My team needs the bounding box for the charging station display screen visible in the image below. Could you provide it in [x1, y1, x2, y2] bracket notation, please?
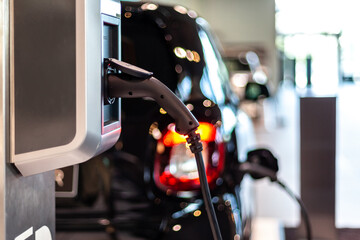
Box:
[102, 17, 121, 131]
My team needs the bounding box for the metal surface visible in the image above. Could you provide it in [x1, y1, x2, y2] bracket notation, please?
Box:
[12, 0, 76, 154]
[1, 0, 55, 239]
[0, 0, 9, 238]
[101, 0, 121, 17]
[6, 169, 55, 239]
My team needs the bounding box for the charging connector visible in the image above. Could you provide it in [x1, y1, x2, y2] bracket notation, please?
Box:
[239, 156, 312, 240]
[105, 59, 222, 240]
[105, 58, 198, 135]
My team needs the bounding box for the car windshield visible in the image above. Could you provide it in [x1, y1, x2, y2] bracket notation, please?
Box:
[198, 28, 226, 104]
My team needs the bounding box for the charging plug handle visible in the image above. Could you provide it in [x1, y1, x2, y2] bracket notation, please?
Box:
[106, 59, 199, 135]
[105, 58, 153, 79]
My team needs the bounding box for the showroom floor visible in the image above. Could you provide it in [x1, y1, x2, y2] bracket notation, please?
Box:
[252, 81, 360, 239]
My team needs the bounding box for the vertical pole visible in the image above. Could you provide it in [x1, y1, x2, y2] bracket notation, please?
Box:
[300, 95, 337, 240]
[306, 56, 312, 87]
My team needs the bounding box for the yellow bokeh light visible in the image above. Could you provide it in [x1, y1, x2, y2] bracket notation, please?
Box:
[141, 3, 158, 11]
[186, 103, 194, 111]
[174, 5, 187, 14]
[193, 210, 201, 217]
[174, 47, 186, 59]
[192, 51, 201, 62]
[203, 99, 212, 107]
[172, 224, 182, 231]
[160, 108, 167, 114]
[124, 12, 132, 18]
[186, 50, 194, 61]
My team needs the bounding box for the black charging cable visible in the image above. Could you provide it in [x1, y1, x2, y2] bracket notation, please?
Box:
[105, 58, 222, 240]
[187, 131, 223, 240]
[276, 179, 312, 240]
[239, 162, 312, 240]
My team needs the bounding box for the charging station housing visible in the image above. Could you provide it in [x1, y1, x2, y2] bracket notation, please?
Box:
[10, 0, 121, 176]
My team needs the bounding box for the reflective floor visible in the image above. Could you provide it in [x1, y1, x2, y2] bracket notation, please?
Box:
[253, 81, 360, 234]
[251, 80, 300, 227]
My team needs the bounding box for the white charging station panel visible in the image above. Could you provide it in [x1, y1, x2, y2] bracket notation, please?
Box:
[10, 0, 121, 176]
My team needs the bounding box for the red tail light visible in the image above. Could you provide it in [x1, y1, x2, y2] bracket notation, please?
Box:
[154, 122, 225, 193]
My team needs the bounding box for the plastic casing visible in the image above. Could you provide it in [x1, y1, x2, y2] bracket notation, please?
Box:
[10, 0, 121, 176]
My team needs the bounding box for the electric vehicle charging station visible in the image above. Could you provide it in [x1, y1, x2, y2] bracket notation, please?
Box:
[0, 0, 222, 239]
[11, 0, 121, 176]
[1, 0, 121, 239]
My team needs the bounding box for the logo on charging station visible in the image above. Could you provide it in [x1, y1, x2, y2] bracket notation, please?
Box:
[15, 226, 52, 240]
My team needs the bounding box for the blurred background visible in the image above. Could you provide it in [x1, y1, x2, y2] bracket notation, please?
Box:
[135, 0, 360, 238]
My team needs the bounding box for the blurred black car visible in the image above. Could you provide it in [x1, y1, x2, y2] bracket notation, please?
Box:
[56, 2, 256, 240]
